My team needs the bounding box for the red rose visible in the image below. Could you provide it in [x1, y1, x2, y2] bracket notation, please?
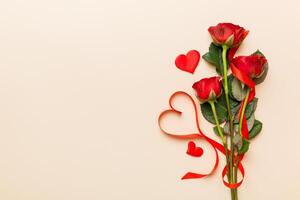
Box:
[231, 55, 267, 79]
[208, 23, 249, 48]
[192, 77, 222, 102]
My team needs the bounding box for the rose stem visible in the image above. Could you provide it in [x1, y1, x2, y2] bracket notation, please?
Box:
[238, 87, 250, 135]
[209, 101, 225, 139]
[233, 87, 250, 199]
[209, 101, 233, 200]
[233, 154, 241, 200]
[221, 44, 235, 199]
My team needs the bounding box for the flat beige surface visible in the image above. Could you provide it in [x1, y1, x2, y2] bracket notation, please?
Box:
[0, 0, 299, 199]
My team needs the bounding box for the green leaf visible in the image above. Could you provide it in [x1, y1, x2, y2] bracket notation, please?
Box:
[247, 114, 255, 131]
[228, 74, 234, 98]
[238, 139, 250, 154]
[213, 123, 230, 137]
[233, 98, 258, 124]
[230, 77, 248, 101]
[202, 43, 223, 67]
[202, 43, 224, 75]
[213, 126, 223, 137]
[217, 90, 227, 107]
[228, 75, 244, 111]
[245, 98, 258, 119]
[249, 120, 263, 139]
[230, 98, 241, 115]
[234, 113, 255, 130]
[231, 102, 241, 116]
[213, 126, 219, 136]
[200, 101, 227, 125]
[216, 84, 239, 115]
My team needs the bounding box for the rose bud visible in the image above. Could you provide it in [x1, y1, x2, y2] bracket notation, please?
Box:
[192, 76, 222, 102]
[231, 55, 268, 79]
[208, 23, 249, 48]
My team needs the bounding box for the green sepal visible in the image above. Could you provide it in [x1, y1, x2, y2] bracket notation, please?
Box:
[253, 50, 264, 57]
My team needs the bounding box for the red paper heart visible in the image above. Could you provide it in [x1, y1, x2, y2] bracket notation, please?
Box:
[175, 50, 200, 74]
[186, 141, 203, 157]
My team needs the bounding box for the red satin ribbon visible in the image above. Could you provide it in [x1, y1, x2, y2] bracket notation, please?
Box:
[222, 162, 245, 188]
[228, 54, 257, 188]
[230, 63, 256, 140]
[158, 91, 245, 188]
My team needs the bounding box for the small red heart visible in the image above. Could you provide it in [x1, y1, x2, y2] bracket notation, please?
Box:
[186, 141, 203, 157]
[175, 50, 200, 74]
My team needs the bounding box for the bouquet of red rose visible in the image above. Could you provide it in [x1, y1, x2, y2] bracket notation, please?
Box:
[158, 23, 268, 200]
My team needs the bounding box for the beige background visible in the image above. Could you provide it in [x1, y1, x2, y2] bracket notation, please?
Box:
[0, 0, 299, 199]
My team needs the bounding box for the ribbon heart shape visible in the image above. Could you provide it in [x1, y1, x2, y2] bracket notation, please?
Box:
[158, 91, 219, 179]
[158, 91, 245, 188]
[158, 91, 203, 139]
[175, 50, 200, 74]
